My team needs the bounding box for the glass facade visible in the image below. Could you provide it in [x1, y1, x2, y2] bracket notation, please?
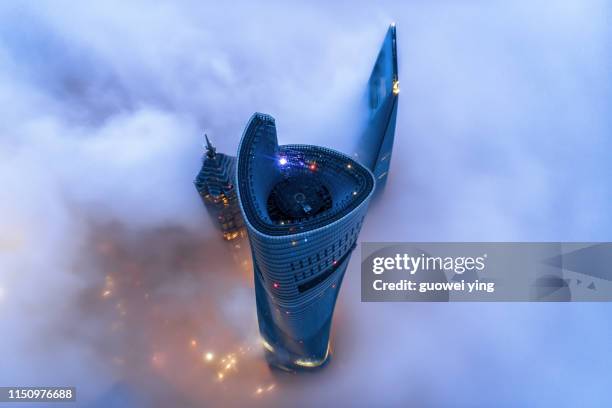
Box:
[354, 24, 399, 192]
[236, 113, 375, 370]
[194, 135, 245, 240]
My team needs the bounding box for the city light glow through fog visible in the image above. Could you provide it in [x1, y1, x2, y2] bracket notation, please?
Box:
[1, 1, 611, 406]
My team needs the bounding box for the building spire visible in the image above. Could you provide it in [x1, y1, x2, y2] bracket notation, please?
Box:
[204, 134, 216, 159]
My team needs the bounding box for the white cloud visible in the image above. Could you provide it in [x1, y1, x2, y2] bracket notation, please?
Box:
[0, 0, 610, 406]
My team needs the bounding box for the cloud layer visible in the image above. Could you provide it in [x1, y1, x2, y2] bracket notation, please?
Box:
[0, 1, 611, 407]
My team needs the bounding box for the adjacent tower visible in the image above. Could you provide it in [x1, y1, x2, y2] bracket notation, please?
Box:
[194, 135, 244, 240]
[354, 23, 399, 192]
[236, 113, 375, 370]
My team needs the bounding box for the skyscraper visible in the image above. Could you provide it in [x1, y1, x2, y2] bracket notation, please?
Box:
[354, 23, 399, 192]
[236, 113, 375, 370]
[194, 135, 244, 240]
